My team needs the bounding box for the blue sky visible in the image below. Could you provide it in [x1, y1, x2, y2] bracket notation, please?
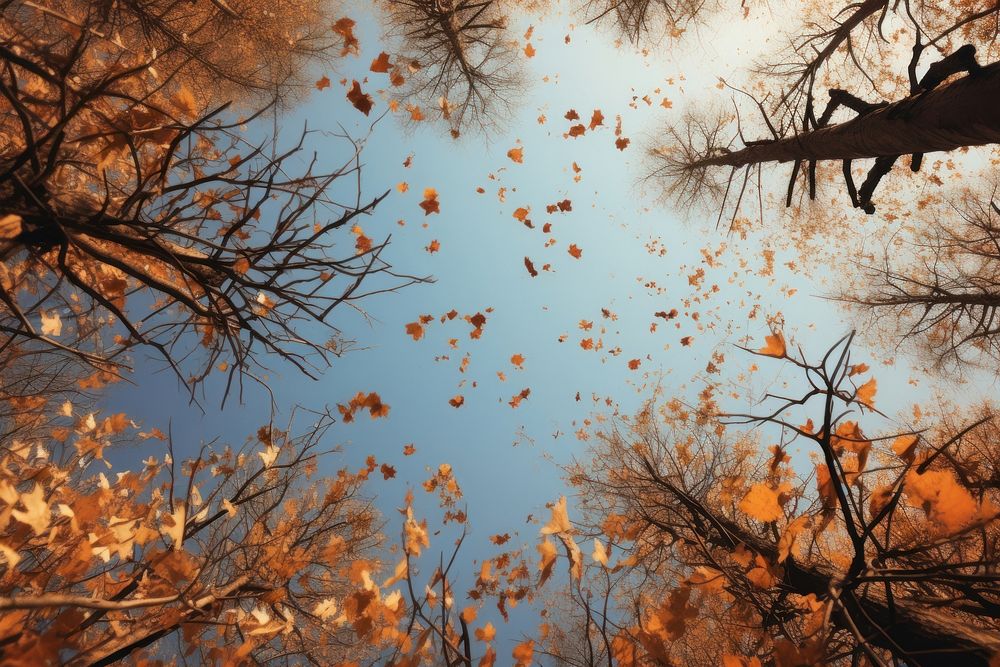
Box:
[97, 1, 996, 656]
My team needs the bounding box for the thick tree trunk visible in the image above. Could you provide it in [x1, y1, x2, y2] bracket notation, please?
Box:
[694, 61, 1000, 168]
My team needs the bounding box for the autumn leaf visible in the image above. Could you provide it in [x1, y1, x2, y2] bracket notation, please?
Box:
[541, 496, 571, 535]
[758, 331, 786, 358]
[567, 244, 583, 259]
[739, 483, 783, 522]
[507, 146, 524, 163]
[892, 434, 919, 462]
[592, 538, 609, 566]
[40, 310, 62, 337]
[346, 80, 373, 115]
[588, 109, 604, 129]
[511, 353, 525, 368]
[627, 358, 641, 370]
[513, 639, 534, 665]
[370, 52, 391, 72]
[425, 239, 441, 253]
[315, 75, 331, 90]
[405, 321, 424, 340]
[856, 377, 877, 409]
[475, 622, 496, 642]
[332, 17, 359, 55]
[419, 187, 440, 215]
[449, 395, 465, 408]
[524, 42, 535, 57]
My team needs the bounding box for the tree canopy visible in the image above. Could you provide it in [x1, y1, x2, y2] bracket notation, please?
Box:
[3, 0, 1000, 665]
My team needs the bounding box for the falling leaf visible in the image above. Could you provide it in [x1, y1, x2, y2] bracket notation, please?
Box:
[449, 395, 465, 408]
[346, 80, 373, 115]
[567, 244, 583, 259]
[370, 52, 392, 72]
[11, 484, 50, 535]
[513, 639, 534, 665]
[315, 75, 331, 90]
[420, 188, 440, 215]
[425, 239, 441, 253]
[507, 146, 524, 163]
[541, 496, 571, 535]
[592, 538, 609, 566]
[332, 17, 360, 56]
[627, 359, 641, 370]
[856, 378, 877, 409]
[40, 310, 62, 337]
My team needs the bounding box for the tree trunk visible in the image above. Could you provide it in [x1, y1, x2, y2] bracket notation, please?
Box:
[694, 61, 1000, 168]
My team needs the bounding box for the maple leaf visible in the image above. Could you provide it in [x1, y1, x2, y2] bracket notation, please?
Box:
[758, 331, 786, 358]
[509, 388, 530, 408]
[627, 358, 641, 370]
[11, 484, 50, 535]
[403, 443, 416, 455]
[419, 187, 440, 215]
[513, 639, 534, 665]
[449, 395, 465, 408]
[567, 244, 583, 259]
[615, 137, 630, 150]
[380, 463, 396, 480]
[425, 239, 441, 253]
[565, 109, 580, 120]
[739, 483, 783, 522]
[524, 42, 535, 57]
[567, 124, 586, 137]
[588, 109, 604, 129]
[475, 622, 496, 642]
[370, 52, 391, 72]
[315, 75, 331, 90]
[507, 146, 524, 163]
[856, 378, 877, 409]
[541, 496, 571, 535]
[511, 353, 525, 367]
[40, 310, 62, 337]
[346, 80, 373, 115]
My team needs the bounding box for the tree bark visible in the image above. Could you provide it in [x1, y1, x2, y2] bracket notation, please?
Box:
[693, 61, 1000, 168]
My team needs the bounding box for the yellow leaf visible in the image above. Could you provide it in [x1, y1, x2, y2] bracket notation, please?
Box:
[540, 496, 571, 535]
[11, 484, 50, 535]
[40, 310, 62, 337]
[592, 538, 609, 566]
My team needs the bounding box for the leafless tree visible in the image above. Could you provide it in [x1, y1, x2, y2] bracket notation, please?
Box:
[383, 0, 523, 136]
[1, 2, 426, 402]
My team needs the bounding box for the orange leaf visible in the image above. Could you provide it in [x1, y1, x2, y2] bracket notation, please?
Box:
[856, 378, 877, 409]
[449, 395, 465, 408]
[315, 75, 331, 90]
[507, 147, 524, 163]
[370, 52, 391, 72]
[567, 244, 583, 259]
[758, 331, 786, 358]
[420, 187, 440, 215]
[739, 483, 783, 522]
